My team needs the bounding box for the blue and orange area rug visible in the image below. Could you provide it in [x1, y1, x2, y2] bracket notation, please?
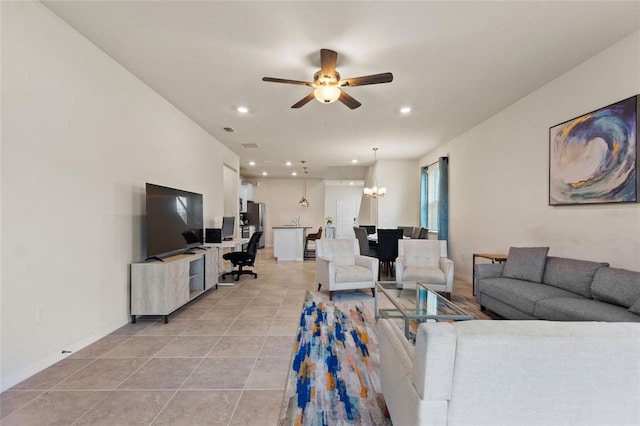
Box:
[279, 292, 391, 426]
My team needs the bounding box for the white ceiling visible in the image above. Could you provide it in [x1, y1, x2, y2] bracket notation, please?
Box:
[43, 1, 640, 179]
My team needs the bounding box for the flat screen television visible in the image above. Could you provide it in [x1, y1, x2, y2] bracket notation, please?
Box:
[221, 216, 235, 241]
[145, 183, 203, 259]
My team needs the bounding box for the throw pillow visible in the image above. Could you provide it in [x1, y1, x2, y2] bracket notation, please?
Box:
[592, 267, 640, 308]
[502, 246, 549, 283]
[541, 257, 608, 298]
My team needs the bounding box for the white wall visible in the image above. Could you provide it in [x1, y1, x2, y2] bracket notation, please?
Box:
[1, 2, 238, 389]
[420, 31, 640, 281]
[376, 160, 421, 229]
[252, 177, 325, 248]
[359, 160, 420, 229]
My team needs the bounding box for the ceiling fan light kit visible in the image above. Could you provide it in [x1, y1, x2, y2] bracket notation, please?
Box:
[314, 85, 341, 103]
[262, 48, 393, 109]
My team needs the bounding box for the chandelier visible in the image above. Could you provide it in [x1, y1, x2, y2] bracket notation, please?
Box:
[299, 161, 309, 207]
[364, 148, 386, 198]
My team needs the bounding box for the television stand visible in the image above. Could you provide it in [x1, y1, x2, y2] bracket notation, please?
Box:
[131, 250, 217, 323]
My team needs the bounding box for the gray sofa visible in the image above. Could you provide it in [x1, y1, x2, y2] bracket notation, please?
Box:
[475, 247, 640, 322]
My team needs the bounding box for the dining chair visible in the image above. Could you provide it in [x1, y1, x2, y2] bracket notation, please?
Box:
[376, 228, 404, 279]
[360, 225, 376, 235]
[397, 226, 414, 238]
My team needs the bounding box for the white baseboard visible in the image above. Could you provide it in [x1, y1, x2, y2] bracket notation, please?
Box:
[1, 316, 129, 392]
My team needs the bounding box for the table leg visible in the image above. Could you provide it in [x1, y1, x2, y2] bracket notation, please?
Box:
[472, 254, 477, 296]
[374, 285, 379, 318]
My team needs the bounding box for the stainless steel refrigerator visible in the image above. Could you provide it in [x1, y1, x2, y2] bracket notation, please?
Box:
[245, 201, 265, 248]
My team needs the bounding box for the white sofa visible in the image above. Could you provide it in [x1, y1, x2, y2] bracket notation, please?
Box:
[378, 318, 640, 426]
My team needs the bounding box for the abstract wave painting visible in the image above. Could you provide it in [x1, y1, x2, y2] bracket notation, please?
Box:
[549, 96, 638, 205]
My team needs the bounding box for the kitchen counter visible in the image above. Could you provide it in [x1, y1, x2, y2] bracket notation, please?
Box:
[273, 226, 311, 261]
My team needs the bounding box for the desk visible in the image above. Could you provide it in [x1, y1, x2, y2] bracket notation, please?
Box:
[203, 239, 250, 286]
[472, 253, 508, 295]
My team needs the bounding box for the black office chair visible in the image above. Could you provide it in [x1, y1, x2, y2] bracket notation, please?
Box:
[221, 231, 263, 281]
[376, 228, 404, 279]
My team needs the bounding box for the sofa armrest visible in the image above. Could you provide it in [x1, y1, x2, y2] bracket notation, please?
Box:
[396, 256, 405, 282]
[355, 254, 379, 280]
[316, 257, 334, 286]
[378, 319, 414, 374]
[413, 322, 457, 401]
[439, 258, 454, 291]
[475, 263, 504, 280]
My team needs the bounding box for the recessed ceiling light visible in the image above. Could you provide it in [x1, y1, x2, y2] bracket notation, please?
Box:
[291, 171, 297, 176]
[262, 171, 268, 176]
[249, 161, 256, 166]
[285, 161, 292, 166]
[400, 106, 412, 114]
[351, 159, 358, 163]
[350, 182, 354, 185]
[237, 106, 249, 113]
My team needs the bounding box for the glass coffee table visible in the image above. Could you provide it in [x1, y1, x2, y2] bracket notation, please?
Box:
[375, 281, 473, 340]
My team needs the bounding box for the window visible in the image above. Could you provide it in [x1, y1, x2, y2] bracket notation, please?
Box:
[420, 164, 439, 232]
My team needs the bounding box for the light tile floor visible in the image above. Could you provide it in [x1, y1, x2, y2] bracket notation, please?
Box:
[0, 247, 487, 425]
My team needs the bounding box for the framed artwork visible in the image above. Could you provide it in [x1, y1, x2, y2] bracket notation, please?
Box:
[549, 95, 638, 205]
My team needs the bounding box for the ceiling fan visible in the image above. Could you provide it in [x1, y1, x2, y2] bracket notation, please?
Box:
[262, 49, 393, 109]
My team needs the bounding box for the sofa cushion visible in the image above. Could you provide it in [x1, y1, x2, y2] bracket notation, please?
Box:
[629, 298, 640, 315]
[334, 265, 372, 283]
[502, 247, 549, 283]
[534, 297, 640, 322]
[479, 277, 583, 315]
[542, 257, 609, 298]
[319, 239, 355, 265]
[403, 266, 446, 284]
[591, 267, 640, 308]
[400, 240, 442, 268]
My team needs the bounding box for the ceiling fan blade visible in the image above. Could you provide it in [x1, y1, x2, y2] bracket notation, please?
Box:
[320, 49, 338, 76]
[262, 77, 313, 86]
[339, 72, 394, 87]
[291, 92, 315, 109]
[338, 90, 361, 109]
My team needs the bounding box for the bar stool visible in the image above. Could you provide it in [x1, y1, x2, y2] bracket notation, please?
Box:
[304, 227, 322, 259]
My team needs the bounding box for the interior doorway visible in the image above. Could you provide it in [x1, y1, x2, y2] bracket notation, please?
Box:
[336, 200, 357, 239]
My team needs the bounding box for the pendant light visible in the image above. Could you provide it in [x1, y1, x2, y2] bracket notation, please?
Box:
[364, 148, 386, 198]
[299, 161, 310, 207]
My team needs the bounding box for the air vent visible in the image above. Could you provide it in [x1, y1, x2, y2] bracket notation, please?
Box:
[241, 143, 260, 149]
[223, 127, 235, 132]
